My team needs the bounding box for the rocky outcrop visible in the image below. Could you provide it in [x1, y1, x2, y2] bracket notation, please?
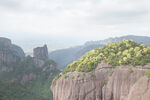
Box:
[127, 76, 150, 100]
[0, 37, 11, 48]
[12, 44, 25, 57]
[51, 62, 150, 100]
[0, 38, 17, 65]
[34, 45, 48, 60]
[0, 37, 60, 100]
[0, 37, 25, 66]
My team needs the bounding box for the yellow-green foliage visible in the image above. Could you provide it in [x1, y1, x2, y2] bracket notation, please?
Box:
[145, 69, 150, 78]
[63, 40, 150, 73]
[129, 68, 133, 73]
[56, 74, 61, 80]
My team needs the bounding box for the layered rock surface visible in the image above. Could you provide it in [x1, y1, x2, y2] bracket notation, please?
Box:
[51, 62, 150, 100]
[34, 45, 48, 60]
[0, 37, 25, 65]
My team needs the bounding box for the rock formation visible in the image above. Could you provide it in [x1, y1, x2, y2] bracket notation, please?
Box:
[0, 37, 11, 48]
[12, 44, 25, 57]
[0, 38, 60, 100]
[51, 62, 150, 100]
[33, 45, 48, 60]
[0, 37, 25, 65]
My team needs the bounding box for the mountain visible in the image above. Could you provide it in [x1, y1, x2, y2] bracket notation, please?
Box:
[0, 37, 60, 100]
[49, 35, 150, 70]
[49, 44, 104, 69]
[51, 40, 150, 100]
[85, 35, 150, 46]
[0, 37, 25, 57]
[12, 44, 25, 57]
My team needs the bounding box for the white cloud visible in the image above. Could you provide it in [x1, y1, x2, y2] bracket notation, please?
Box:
[0, 0, 150, 52]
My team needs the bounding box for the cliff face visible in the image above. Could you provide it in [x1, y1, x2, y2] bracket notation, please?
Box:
[0, 38, 60, 100]
[12, 44, 25, 57]
[34, 45, 48, 60]
[0, 37, 25, 65]
[51, 62, 150, 100]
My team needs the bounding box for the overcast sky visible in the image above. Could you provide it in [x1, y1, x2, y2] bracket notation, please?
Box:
[0, 0, 150, 52]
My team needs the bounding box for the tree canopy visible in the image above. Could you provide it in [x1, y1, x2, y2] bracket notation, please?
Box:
[63, 40, 150, 73]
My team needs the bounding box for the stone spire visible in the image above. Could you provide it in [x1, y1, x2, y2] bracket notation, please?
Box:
[33, 44, 48, 60]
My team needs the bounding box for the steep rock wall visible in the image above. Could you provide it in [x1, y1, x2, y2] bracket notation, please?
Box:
[51, 63, 150, 100]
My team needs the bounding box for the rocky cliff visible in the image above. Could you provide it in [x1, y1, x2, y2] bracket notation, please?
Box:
[0, 37, 25, 65]
[51, 63, 150, 100]
[34, 45, 48, 60]
[51, 40, 150, 100]
[0, 37, 60, 100]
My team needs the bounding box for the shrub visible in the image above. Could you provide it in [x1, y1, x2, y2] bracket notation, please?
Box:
[56, 74, 61, 80]
[101, 81, 107, 87]
[64, 75, 68, 79]
[90, 74, 95, 78]
[108, 70, 114, 76]
[82, 73, 86, 78]
[145, 69, 150, 78]
[77, 74, 80, 78]
[63, 40, 150, 73]
[129, 68, 133, 73]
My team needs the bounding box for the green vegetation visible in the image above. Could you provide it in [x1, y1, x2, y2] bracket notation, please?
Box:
[0, 38, 60, 100]
[72, 76, 75, 80]
[108, 70, 114, 76]
[77, 74, 80, 78]
[82, 73, 86, 78]
[63, 40, 150, 73]
[101, 81, 107, 87]
[145, 69, 150, 78]
[56, 74, 62, 80]
[0, 56, 60, 100]
[0, 81, 46, 100]
[90, 74, 95, 78]
[93, 89, 96, 94]
[129, 68, 133, 73]
[64, 75, 68, 79]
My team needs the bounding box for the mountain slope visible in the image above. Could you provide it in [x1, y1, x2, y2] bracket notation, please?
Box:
[0, 37, 25, 57]
[49, 46, 82, 69]
[49, 35, 150, 70]
[51, 40, 150, 100]
[0, 37, 60, 100]
[49, 44, 104, 69]
[0, 81, 46, 100]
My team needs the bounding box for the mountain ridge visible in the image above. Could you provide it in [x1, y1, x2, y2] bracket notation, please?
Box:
[49, 35, 150, 70]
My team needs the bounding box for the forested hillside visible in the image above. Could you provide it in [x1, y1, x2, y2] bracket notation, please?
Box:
[64, 40, 150, 73]
[0, 37, 60, 100]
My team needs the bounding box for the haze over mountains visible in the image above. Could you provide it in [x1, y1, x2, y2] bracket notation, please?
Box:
[49, 35, 150, 69]
[1, 35, 150, 100]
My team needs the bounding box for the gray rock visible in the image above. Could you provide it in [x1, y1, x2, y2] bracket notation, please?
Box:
[34, 45, 48, 60]
[51, 63, 150, 100]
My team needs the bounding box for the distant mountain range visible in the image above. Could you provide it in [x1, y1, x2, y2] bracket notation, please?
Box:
[49, 35, 150, 69]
